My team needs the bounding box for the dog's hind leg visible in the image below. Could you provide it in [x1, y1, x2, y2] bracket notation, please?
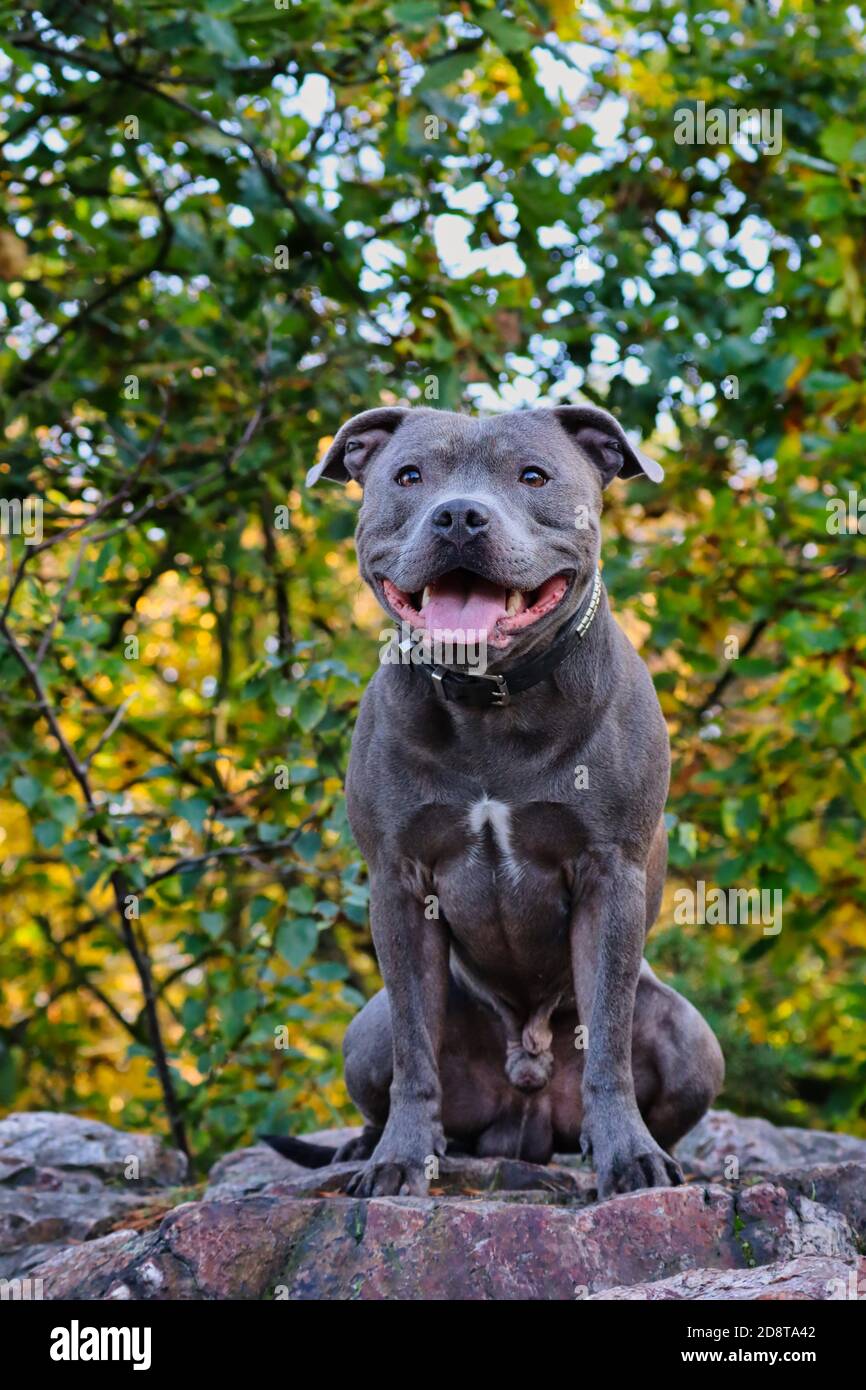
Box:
[549, 965, 723, 1163]
[343, 988, 393, 1127]
[632, 962, 725, 1152]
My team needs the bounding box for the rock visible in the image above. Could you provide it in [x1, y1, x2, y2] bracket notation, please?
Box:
[768, 1163, 866, 1242]
[205, 1144, 303, 1200]
[205, 1128, 363, 1197]
[282, 1154, 595, 1202]
[733, 1181, 855, 1264]
[675, 1109, 866, 1179]
[9, 1109, 866, 1300]
[671, 1112, 866, 1246]
[589, 1255, 866, 1301]
[27, 1228, 189, 1302]
[0, 1112, 187, 1282]
[29, 1176, 859, 1301]
[0, 1181, 142, 1277]
[0, 1112, 187, 1187]
[207, 1146, 595, 1204]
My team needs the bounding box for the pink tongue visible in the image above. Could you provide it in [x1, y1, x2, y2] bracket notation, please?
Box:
[423, 573, 508, 640]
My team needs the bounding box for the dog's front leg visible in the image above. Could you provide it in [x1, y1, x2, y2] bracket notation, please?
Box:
[347, 871, 449, 1197]
[571, 847, 683, 1199]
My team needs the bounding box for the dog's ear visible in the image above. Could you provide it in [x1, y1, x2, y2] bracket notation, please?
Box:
[306, 406, 410, 486]
[553, 405, 663, 487]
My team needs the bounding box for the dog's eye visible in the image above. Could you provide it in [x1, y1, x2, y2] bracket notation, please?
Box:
[345, 440, 364, 454]
[395, 466, 422, 486]
[519, 466, 549, 487]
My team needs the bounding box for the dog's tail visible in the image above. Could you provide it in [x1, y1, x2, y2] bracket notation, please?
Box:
[259, 1134, 337, 1169]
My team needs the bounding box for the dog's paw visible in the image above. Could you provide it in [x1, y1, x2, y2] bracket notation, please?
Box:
[345, 1110, 445, 1197]
[602, 1143, 682, 1197]
[582, 1117, 683, 1199]
[346, 1157, 430, 1198]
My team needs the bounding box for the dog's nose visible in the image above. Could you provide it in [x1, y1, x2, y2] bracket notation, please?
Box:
[430, 497, 491, 541]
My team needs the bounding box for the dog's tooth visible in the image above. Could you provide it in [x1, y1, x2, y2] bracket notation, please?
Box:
[420, 586, 431, 610]
[506, 590, 524, 616]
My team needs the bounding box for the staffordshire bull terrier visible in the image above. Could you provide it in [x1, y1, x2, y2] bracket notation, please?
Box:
[265, 404, 724, 1199]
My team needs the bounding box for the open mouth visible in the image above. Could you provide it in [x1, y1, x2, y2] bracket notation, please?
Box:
[381, 568, 573, 649]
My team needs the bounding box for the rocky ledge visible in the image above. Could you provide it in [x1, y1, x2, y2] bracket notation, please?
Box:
[2, 1109, 864, 1301]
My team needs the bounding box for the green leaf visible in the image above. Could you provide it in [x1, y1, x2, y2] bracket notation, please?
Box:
[294, 688, 327, 732]
[12, 776, 42, 809]
[275, 917, 318, 970]
[294, 831, 321, 861]
[819, 120, 858, 164]
[219, 988, 259, 1043]
[34, 820, 62, 849]
[787, 859, 820, 895]
[287, 884, 316, 913]
[416, 51, 474, 94]
[249, 894, 274, 924]
[391, 1, 441, 28]
[181, 998, 206, 1030]
[48, 795, 79, 827]
[257, 822, 284, 843]
[478, 11, 533, 53]
[172, 798, 210, 835]
[62, 839, 93, 869]
[307, 962, 349, 982]
[677, 822, 698, 858]
[194, 15, 245, 61]
[199, 911, 226, 939]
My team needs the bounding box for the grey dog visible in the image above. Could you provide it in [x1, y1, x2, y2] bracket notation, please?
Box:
[266, 404, 724, 1199]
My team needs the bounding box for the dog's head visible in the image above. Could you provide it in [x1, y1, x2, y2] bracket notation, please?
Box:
[307, 406, 661, 657]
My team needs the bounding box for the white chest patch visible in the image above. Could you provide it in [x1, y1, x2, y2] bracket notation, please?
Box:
[467, 796, 523, 884]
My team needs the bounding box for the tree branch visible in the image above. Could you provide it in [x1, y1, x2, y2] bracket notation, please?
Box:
[0, 612, 190, 1161]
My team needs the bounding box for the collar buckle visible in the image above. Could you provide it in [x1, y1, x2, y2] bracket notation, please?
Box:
[477, 672, 510, 707]
[430, 669, 510, 707]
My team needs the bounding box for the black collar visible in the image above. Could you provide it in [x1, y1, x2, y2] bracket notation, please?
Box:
[424, 570, 603, 709]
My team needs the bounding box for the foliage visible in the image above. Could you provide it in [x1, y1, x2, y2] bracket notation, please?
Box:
[0, 0, 864, 1167]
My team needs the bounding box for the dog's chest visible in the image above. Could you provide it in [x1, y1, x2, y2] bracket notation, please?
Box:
[415, 795, 586, 999]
